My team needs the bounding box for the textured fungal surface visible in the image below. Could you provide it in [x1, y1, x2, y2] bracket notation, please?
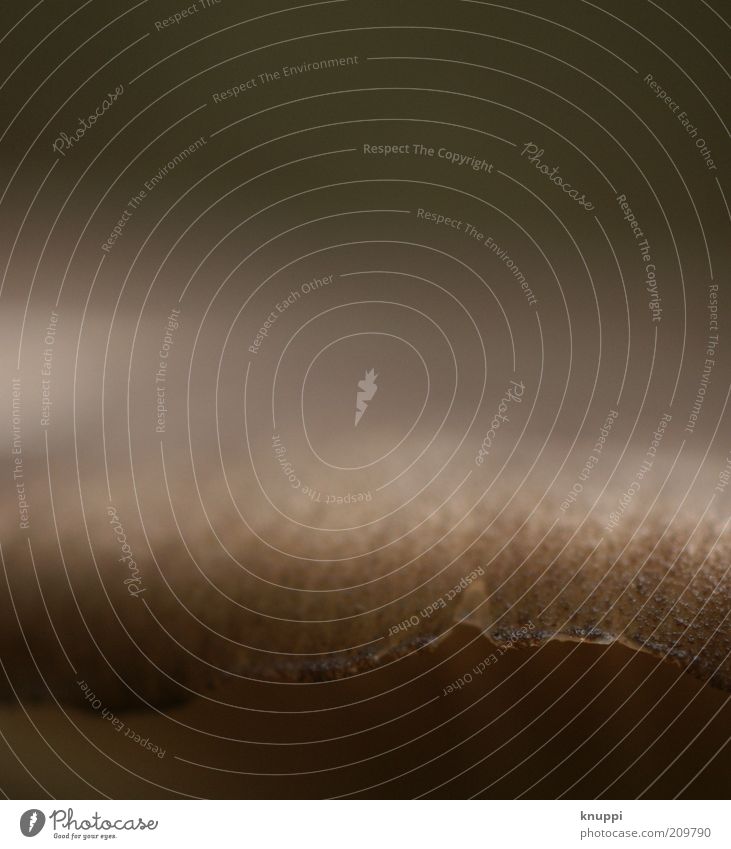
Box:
[0, 0, 729, 802]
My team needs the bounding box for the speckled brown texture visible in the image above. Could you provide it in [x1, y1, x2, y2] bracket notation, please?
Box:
[1, 463, 729, 709]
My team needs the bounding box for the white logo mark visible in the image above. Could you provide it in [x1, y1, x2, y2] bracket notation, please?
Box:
[355, 368, 378, 426]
